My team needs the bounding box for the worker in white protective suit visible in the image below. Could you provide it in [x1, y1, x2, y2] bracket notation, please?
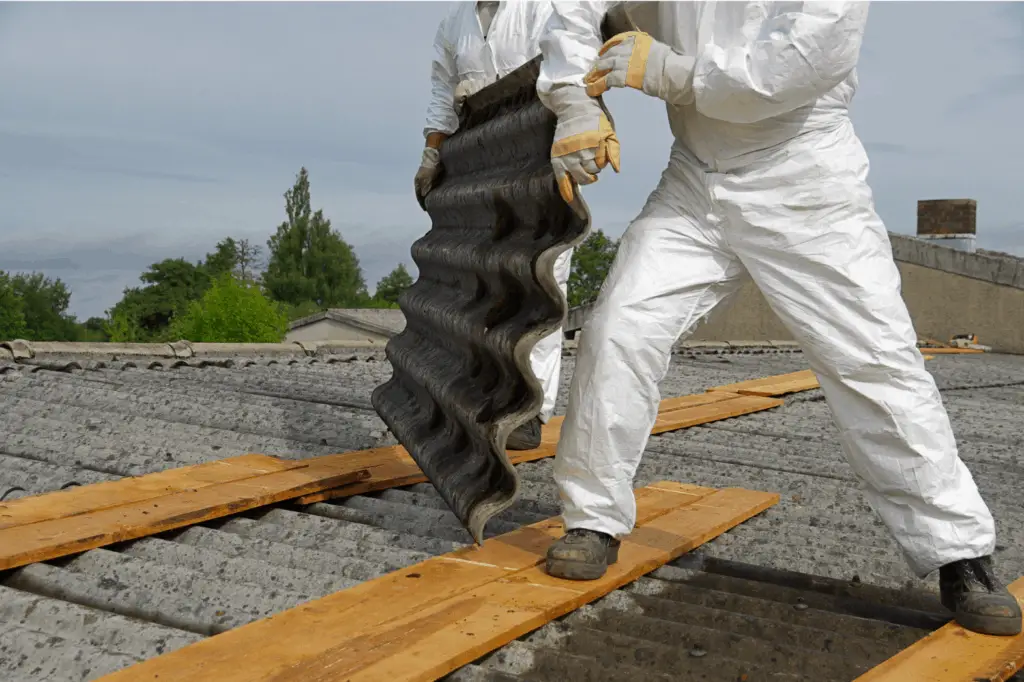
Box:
[536, 1, 1021, 636]
[416, 0, 573, 451]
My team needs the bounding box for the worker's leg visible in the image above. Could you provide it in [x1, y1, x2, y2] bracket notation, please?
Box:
[720, 126, 1018, 634]
[530, 247, 573, 424]
[547, 157, 747, 579]
[507, 248, 574, 451]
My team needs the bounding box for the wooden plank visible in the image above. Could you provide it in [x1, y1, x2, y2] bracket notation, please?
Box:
[0, 454, 299, 531]
[708, 369, 820, 397]
[922, 347, 985, 355]
[853, 577, 1024, 682]
[294, 443, 560, 505]
[652, 394, 784, 435]
[658, 391, 743, 412]
[299, 393, 778, 505]
[0, 459, 373, 571]
[98, 481, 769, 682]
[339, 487, 780, 682]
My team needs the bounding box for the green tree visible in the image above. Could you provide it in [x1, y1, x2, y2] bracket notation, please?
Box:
[263, 168, 367, 308]
[567, 230, 619, 307]
[203, 237, 240, 279]
[203, 237, 263, 283]
[10, 272, 80, 341]
[106, 309, 144, 343]
[108, 258, 210, 338]
[0, 272, 29, 341]
[78, 316, 110, 343]
[374, 263, 413, 306]
[169, 273, 288, 343]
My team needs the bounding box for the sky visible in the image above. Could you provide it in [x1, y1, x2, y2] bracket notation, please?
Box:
[1, 2, 1023, 319]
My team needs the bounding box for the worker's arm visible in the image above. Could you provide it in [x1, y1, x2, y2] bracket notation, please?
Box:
[536, 1, 614, 107]
[423, 17, 460, 141]
[692, 2, 869, 124]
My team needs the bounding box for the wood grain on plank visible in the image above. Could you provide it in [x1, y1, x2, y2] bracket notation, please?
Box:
[0, 454, 299, 531]
[337, 488, 780, 682]
[294, 443, 560, 505]
[0, 459, 372, 571]
[658, 391, 744, 412]
[300, 391, 782, 505]
[652, 394, 784, 434]
[97, 481, 731, 682]
[708, 369, 820, 397]
[853, 577, 1024, 682]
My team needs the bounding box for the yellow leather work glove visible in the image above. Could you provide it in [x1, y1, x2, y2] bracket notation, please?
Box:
[584, 31, 696, 106]
[546, 85, 621, 204]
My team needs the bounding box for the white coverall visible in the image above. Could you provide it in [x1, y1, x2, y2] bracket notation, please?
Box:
[537, 1, 996, 577]
[425, 0, 571, 423]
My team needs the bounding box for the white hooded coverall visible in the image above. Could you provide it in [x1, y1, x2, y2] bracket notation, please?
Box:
[425, 0, 571, 423]
[537, 1, 996, 577]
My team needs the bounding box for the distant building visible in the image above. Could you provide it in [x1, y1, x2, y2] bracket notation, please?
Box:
[285, 309, 406, 346]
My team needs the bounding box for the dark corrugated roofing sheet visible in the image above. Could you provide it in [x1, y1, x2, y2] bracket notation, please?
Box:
[372, 56, 590, 543]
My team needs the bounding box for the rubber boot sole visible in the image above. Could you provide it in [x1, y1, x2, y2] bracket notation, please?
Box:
[546, 542, 621, 581]
[955, 610, 1023, 636]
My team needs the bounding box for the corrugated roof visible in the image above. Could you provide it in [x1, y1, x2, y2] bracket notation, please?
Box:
[1, 347, 1022, 680]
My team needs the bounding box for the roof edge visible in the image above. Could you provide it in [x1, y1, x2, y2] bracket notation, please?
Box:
[889, 233, 1024, 289]
[0, 339, 387, 362]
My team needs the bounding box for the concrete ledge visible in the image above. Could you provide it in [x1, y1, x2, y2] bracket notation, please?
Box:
[890, 233, 1024, 289]
[0, 340, 395, 364]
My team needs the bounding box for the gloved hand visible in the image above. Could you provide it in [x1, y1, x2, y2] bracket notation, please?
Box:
[454, 77, 490, 115]
[546, 85, 621, 204]
[414, 132, 447, 210]
[584, 31, 696, 106]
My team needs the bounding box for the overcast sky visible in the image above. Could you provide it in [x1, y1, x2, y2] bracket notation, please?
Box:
[2, 2, 1023, 319]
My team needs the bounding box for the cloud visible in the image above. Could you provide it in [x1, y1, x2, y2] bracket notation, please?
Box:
[1, 1, 1022, 319]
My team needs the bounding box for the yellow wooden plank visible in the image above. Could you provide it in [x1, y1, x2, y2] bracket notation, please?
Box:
[338, 487, 780, 682]
[658, 391, 743, 412]
[652, 394, 784, 434]
[708, 369, 820, 397]
[0, 457, 373, 571]
[98, 482, 770, 682]
[300, 391, 782, 506]
[0, 454, 298, 531]
[854, 577, 1024, 682]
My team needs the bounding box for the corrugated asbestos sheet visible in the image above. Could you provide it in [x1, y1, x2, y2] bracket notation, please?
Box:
[372, 56, 590, 543]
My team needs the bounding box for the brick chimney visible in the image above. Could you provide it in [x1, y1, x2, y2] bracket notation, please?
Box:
[916, 199, 977, 253]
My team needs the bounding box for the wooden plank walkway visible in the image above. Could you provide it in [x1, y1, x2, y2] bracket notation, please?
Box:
[854, 577, 1024, 682]
[0, 370, 813, 571]
[297, 391, 785, 504]
[98, 480, 779, 682]
[0, 454, 298, 531]
[708, 369, 820, 397]
[0, 455, 373, 571]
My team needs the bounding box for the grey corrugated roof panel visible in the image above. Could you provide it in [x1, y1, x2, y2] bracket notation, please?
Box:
[1, 352, 1022, 680]
[446, 560, 944, 682]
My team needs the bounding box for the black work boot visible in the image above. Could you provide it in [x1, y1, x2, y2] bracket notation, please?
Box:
[939, 556, 1022, 636]
[506, 417, 542, 451]
[546, 528, 621, 580]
